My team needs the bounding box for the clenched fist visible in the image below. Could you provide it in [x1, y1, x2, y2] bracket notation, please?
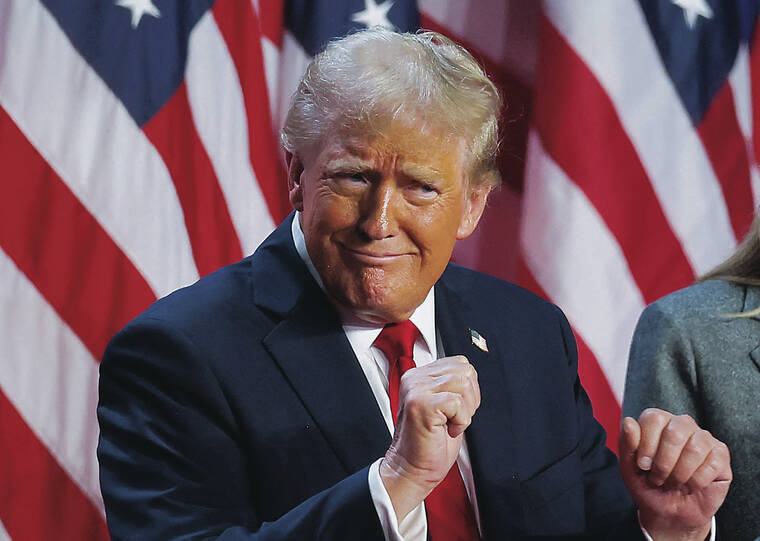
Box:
[619, 408, 732, 541]
[379, 355, 480, 521]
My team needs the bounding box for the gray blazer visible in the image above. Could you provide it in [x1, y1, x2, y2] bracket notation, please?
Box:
[623, 280, 760, 541]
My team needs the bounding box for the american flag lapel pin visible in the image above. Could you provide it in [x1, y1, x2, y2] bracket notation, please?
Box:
[469, 328, 489, 353]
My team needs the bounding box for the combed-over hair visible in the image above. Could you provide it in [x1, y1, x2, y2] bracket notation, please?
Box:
[699, 213, 760, 317]
[281, 27, 502, 187]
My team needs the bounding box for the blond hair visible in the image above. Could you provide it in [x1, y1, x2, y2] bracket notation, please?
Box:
[281, 28, 502, 187]
[699, 213, 760, 317]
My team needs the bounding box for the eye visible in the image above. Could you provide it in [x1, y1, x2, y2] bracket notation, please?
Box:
[346, 173, 366, 183]
[407, 181, 439, 202]
[331, 171, 367, 183]
[328, 171, 370, 194]
[413, 181, 438, 194]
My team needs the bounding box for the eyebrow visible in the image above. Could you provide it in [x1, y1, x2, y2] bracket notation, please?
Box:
[321, 148, 446, 185]
[399, 163, 444, 185]
[320, 158, 374, 178]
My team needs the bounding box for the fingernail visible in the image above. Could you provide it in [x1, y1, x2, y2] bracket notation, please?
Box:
[638, 456, 652, 470]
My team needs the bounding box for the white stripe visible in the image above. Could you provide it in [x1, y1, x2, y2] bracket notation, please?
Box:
[544, 0, 737, 273]
[418, 0, 509, 65]
[0, 248, 104, 515]
[0, 520, 10, 541]
[186, 13, 275, 255]
[750, 166, 760, 212]
[274, 31, 313, 143]
[0, 0, 199, 297]
[418, 0, 539, 85]
[262, 36, 282, 134]
[521, 131, 645, 401]
[728, 45, 760, 209]
[729, 46, 752, 142]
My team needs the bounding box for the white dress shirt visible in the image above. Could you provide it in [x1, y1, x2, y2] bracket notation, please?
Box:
[291, 213, 480, 541]
[291, 212, 714, 541]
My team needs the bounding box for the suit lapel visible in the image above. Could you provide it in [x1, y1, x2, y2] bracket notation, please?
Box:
[253, 215, 390, 475]
[435, 276, 521, 536]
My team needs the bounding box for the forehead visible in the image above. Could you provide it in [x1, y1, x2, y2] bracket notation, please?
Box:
[308, 120, 469, 179]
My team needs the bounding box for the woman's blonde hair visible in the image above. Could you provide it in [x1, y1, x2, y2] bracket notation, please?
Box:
[281, 28, 502, 188]
[699, 213, 760, 317]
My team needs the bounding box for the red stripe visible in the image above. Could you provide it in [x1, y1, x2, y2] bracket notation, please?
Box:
[0, 105, 156, 360]
[451, 185, 522, 281]
[258, 0, 284, 46]
[143, 82, 244, 277]
[534, 17, 695, 304]
[0, 389, 110, 541]
[213, 0, 291, 224]
[697, 81, 755, 240]
[749, 27, 760, 169]
[420, 14, 532, 194]
[516, 259, 621, 454]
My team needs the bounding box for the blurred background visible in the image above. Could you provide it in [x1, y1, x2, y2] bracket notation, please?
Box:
[0, 0, 757, 538]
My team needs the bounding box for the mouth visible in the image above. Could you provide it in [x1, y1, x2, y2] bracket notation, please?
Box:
[340, 245, 412, 265]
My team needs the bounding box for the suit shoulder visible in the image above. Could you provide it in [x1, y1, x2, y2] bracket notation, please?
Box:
[127, 256, 260, 334]
[642, 280, 746, 325]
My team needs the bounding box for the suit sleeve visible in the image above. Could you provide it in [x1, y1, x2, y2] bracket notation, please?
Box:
[97, 317, 385, 541]
[554, 306, 643, 540]
[622, 302, 700, 422]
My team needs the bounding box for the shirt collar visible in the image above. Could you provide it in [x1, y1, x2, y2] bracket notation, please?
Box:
[291, 211, 437, 357]
[291, 211, 325, 290]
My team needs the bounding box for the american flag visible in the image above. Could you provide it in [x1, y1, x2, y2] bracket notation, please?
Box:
[0, 0, 755, 538]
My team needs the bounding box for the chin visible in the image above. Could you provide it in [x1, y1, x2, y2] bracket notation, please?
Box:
[351, 304, 414, 326]
[325, 269, 422, 324]
[338, 289, 416, 325]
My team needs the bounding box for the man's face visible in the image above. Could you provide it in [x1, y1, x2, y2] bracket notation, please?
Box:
[287, 121, 490, 325]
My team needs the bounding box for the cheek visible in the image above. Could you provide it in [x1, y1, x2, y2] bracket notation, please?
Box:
[413, 202, 465, 254]
[308, 193, 360, 235]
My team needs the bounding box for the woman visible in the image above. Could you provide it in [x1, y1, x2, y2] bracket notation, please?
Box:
[623, 215, 760, 541]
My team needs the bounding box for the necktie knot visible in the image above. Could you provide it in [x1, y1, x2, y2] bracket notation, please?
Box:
[373, 320, 419, 362]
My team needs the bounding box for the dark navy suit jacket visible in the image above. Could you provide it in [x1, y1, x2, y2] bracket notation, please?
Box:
[97, 214, 639, 540]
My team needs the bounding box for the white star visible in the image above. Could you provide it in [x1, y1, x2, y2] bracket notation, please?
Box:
[671, 0, 713, 29]
[351, 0, 395, 30]
[116, 0, 161, 29]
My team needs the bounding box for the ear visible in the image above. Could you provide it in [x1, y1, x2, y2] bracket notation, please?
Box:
[286, 151, 305, 212]
[456, 183, 491, 240]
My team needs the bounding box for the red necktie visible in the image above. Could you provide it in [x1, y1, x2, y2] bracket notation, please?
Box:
[374, 321, 480, 541]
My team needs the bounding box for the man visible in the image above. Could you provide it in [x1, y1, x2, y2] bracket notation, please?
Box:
[97, 29, 731, 540]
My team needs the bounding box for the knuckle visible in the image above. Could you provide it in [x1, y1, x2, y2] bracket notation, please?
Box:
[662, 421, 691, 443]
[639, 407, 663, 421]
[405, 389, 426, 408]
[707, 455, 723, 473]
[718, 441, 731, 460]
[703, 458, 721, 477]
[675, 413, 695, 423]
[453, 393, 464, 408]
[466, 364, 478, 382]
[404, 398, 422, 417]
[685, 432, 710, 454]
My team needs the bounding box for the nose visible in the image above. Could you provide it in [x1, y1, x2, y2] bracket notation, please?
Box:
[358, 182, 399, 240]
